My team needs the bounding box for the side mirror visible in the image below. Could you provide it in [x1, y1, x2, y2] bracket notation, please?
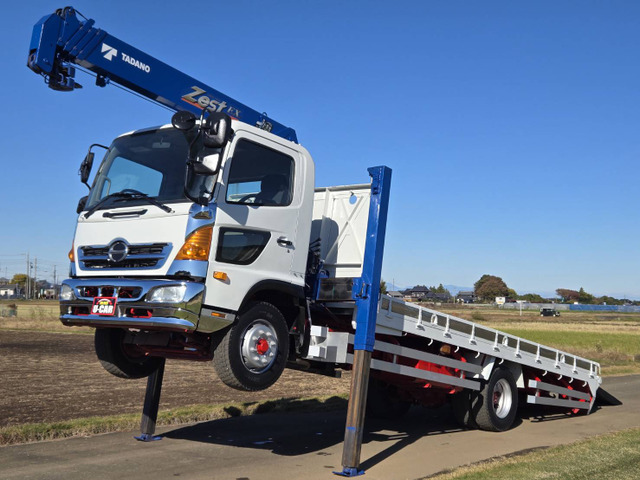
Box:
[76, 196, 88, 214]
[79, 144, 108, 190]
[171, 111, 197, 131]
[202, 112, 233, 148]
[79, 152, 94, 187]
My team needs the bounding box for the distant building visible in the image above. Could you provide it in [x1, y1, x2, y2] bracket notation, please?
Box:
[403, 285, 430, 300]
[457, 291, 477, 303]
[388, 291, 404, 299]
[0, 284, 20, 298]
[424, 291, 452, 303]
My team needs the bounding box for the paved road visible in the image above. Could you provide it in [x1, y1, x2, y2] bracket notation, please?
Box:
[1, 375, 637, 480]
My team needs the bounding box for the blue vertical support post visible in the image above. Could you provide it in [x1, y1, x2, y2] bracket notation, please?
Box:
[336, 166, 392, 477]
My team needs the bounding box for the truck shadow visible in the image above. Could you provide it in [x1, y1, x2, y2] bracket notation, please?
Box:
[162, 398, 603, 471]
[163, 403, 506, 468]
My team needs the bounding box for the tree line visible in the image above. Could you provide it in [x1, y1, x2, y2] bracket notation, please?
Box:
[474, 274, 638, 305]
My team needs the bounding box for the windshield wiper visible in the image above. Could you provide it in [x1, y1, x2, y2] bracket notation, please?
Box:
[84, 189, 173, 218]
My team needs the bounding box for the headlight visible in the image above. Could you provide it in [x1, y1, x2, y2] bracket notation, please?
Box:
[60, 284, 76, 301]
[148, 285, 187, 303]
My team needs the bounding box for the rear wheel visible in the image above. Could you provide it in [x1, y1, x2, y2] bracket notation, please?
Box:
[471, 367, 518, 431]
[213, 302, 289, 391]
[451, 390, 476, 428]
[366, 379, 411, 420]
[94, 328, 162, 379]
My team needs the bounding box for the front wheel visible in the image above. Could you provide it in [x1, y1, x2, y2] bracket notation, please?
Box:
[213, 302, 289, 391]
[94, 328, 162, 379]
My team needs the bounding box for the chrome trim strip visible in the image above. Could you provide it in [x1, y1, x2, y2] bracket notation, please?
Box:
[199, 306, 235, 333]
[166, 260, 209, 279]
[60, 314, 197, 331]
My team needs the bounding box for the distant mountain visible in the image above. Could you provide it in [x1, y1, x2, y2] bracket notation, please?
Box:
[443, 285, 473, 295]
[386, 283, 473, 295]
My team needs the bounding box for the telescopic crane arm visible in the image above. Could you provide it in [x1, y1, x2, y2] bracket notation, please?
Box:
[27, 7, 297, 142]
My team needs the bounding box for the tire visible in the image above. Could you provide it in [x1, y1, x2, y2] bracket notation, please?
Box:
[451, 390, 477, 428]
[471, 367, 518, 432]
[94, 328, 162, 379]
[213, 301, 289, 391]
[366, 379, 411, 420]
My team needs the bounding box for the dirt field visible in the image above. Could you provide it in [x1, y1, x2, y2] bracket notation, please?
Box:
[0, 329, 350, 427]
[1, 302, 637, 428]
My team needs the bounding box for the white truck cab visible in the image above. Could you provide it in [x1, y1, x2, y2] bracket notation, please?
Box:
[59, 112, 364, 391]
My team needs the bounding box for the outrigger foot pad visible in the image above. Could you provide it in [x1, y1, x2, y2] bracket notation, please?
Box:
[134, 433, 163, 442]
[333, 467, 365, 477]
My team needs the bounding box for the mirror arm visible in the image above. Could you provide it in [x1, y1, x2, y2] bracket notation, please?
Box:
[80, 143, 109, 190]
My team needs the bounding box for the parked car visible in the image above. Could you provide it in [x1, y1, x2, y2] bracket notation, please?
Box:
[540, 308, 560, 317]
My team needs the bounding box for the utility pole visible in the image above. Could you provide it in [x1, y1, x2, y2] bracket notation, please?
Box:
[53, 265, 57, 298]
[34, 257, 38, 299]
[26, 253, 30, 300]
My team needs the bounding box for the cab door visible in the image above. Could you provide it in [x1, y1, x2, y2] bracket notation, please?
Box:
[205, 130, 305, 311]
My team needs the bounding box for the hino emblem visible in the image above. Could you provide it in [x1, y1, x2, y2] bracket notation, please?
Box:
[108, 241, 129, 263]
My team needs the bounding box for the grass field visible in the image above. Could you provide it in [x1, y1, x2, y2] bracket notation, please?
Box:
[430, 428, 640, 480]
[435, 304, 640, 375]
[0, 299, 89, 334]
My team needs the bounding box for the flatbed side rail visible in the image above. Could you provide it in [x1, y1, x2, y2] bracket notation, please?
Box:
[377, 295, 602, 396]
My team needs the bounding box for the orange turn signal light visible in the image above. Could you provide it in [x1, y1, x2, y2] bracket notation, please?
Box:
[213, 271, 228, 281]
[68, 245, 75, 262]
[175, 226, 213, 261]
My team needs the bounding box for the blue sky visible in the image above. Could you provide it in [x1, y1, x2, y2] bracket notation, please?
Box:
[1, 1, 638, 298]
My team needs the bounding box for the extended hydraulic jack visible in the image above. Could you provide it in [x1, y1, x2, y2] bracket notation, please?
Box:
[134, 358, 166, 442]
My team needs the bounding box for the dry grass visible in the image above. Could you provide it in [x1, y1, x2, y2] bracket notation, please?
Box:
[0, 300, 90, 334]
[429, 428, 640, 479]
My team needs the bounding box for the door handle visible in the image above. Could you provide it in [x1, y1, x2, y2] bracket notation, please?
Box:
[277, 236, 293, 247]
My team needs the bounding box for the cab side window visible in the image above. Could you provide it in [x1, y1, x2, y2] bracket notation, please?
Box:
[225, 140, 294, 206]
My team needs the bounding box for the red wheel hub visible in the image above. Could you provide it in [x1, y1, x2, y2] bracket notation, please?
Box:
[256, 338, 269, 355]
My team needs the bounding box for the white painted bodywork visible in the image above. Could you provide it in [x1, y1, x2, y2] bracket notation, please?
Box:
[203, 124, 315, 312]
[70, 120, 317, 314]
[73, 203, 193, 276]
[311, 184, 371, 278]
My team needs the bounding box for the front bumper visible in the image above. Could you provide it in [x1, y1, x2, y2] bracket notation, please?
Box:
[60, 278, 206, 332]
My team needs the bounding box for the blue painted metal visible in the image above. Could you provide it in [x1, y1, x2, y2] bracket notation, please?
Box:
[134, 433, 163, 442]
[28, 7, 297, 142]
[333, 467, 365, 477]
[351, 166, 392, 352]
[570, 304, 640, 312]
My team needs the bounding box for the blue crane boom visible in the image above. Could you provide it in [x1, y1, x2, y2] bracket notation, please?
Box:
[27, 7, 297, 142]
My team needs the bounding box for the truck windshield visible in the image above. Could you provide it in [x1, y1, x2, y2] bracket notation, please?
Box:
[86, 128, 190, 210]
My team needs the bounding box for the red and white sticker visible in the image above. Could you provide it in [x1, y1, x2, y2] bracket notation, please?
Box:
[91, 297, 117, 316]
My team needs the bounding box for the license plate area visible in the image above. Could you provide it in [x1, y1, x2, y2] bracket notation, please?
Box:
[91, 296, 117, 316]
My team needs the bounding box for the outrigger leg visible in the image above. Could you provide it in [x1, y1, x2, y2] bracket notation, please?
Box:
[135, 358, 166, 442]
[334, 166, 392, 477]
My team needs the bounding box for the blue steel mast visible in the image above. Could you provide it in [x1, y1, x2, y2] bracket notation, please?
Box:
[27, 7, 297, 142]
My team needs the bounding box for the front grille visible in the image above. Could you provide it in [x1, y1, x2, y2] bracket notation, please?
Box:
[83, 259, 161, 269]
[81, 243, 167, 257]
[77, 285, 143, 298]
[78, 242, 171, 270]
